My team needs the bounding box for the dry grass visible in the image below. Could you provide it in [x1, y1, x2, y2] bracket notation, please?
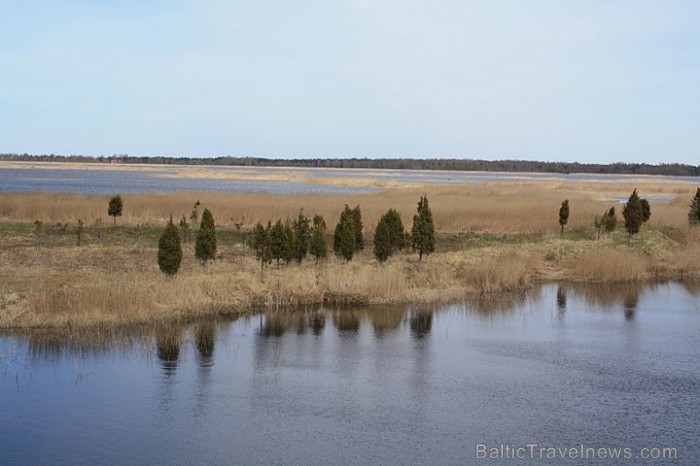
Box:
[2, 226, 700, 329]
[565, 247, 649, 282]
[2, 178, 697, 235]
[1, 170, 699, 329]
[455, 251, 535, 292]
[0, 234, 529, 328]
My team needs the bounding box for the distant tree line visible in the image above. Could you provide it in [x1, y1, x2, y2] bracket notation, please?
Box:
[3, 153, 699, 177]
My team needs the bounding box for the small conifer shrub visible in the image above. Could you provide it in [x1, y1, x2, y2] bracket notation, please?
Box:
[158, 217, 183, 276]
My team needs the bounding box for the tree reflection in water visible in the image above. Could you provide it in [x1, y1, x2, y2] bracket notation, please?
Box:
[156, 325, 181, 376]
[564, 282, 644, 320]
[195, 321, 215, 369]
[567, 282, 644, 312]
[257, 311, 329, 338]
[333, 310, 360, 333]
[293, 314, 308, 335]
[308, 311, 326, 336]
[464, 291, 527, 319]
[409, 310, 433, 340]
[556, 285, 567, 322]
[556, 286, 567, 311]
[369, 306, 404, 337]
[623, 288, 639, 321]
[259, 313, 290, 338]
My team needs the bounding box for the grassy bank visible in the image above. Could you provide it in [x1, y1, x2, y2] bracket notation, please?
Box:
[1, 214, 699, 329]
[2, 178, 700, 328]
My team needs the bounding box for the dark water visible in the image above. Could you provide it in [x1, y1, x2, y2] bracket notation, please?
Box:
[1, 165, 696, 196]
[1, 283, 699, 465]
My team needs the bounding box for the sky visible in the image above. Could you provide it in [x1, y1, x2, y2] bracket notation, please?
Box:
[1, 0, 698, 164]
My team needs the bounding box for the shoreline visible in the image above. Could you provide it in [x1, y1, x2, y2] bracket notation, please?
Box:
[3, 274, 698, 331]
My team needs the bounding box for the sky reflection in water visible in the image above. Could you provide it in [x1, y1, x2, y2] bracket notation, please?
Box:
[1, 282, 699, 465]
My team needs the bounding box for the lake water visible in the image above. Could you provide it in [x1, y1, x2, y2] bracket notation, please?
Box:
[1, 282, 698, 465]
[0, 167, 378, 196]
[1, 164, 696, 196]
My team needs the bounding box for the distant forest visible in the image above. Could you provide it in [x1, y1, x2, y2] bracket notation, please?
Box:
[2, 153, 699, 177]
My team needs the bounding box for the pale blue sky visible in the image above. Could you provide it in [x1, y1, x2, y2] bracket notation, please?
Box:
[1, 1, 698, 164]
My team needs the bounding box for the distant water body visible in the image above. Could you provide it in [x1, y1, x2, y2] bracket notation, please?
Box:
[0, 166, 377, 195]
[0, 164, 697, 195]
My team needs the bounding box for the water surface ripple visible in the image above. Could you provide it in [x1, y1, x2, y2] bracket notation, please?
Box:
[1, 282, 698, 465]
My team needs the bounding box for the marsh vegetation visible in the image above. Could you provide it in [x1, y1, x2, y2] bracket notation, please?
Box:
[1, 178, 699, 328]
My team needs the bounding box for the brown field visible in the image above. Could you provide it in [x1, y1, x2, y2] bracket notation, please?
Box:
[1, 175, 699, 329]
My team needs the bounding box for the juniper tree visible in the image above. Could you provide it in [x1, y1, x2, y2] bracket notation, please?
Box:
[293, 209, 310, 262]
[558, 199, 569, 237]
[195, 208, 217, 268]
[373, 216, 392, 263]
[604, 206, 617, 232]
[313, 214, 326, 229]
[689, 188, 700, 226]
[108, 195, 123, 225]
[373, 209, 407, 262]
[333, 219, 343, 255]
[158, 216, 183, 276]
[337, 219, 355, 262]
[640, 199, 651, 224]
[270, 219, 287, 266]
[411, 195, 435, 261]
[283, 220, 296, 264]
[350, 205, 364, 251]
[383, 208, 407, 251]
[251, 221, 272, 273]
[334, 205, 363, 253]
[622, 189, 643, 238]
[594, 206, 617, 238]
[309, 215, 328, 262]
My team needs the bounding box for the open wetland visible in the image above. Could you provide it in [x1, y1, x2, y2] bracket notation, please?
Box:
[2, 162, 700, 464]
